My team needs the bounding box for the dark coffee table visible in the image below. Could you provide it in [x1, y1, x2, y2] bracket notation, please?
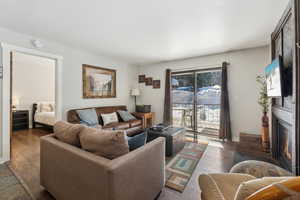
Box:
[147, 127, 186, 157]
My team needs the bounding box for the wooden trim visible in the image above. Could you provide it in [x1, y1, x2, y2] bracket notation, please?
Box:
[82, 64, 117, 99]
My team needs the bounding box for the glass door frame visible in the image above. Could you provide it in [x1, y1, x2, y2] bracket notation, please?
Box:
[171, 67, 222, 140]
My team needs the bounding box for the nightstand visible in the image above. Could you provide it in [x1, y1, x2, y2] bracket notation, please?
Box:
[132, 112, 155, 129]
[12, 110, 29, 131]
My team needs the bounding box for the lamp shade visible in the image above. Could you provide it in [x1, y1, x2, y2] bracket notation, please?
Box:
[12, 97, 20, 106]
[131, 88, 140, 96]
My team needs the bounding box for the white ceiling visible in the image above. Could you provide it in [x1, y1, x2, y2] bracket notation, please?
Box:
[0, 0, 289, 65]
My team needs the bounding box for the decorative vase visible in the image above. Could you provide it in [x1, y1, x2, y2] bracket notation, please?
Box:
[261, 112, 270, 152]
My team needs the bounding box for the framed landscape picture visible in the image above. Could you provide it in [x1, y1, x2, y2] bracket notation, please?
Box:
[82, 64, 116, 98]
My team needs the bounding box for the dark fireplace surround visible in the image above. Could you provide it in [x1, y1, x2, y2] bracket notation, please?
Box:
[271, 0, 300, 175]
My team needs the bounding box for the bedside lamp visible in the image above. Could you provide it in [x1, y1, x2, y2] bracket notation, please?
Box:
[131, 88, 140, 107]
[12, 97, 20, 111]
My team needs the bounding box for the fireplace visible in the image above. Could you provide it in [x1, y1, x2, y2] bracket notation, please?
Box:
[278, 123, 292, 171]
[270, 0, 300, 175]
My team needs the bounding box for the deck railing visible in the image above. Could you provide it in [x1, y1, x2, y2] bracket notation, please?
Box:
[172, 103, 220, 134]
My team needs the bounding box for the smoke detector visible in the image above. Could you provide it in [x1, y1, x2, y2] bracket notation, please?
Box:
[31, 39, 44, 48]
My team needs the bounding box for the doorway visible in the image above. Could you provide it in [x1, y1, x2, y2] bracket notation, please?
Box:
[10, 52, 56, 162]
[171, 68, 222, 140]
[0, 43, 63, 163]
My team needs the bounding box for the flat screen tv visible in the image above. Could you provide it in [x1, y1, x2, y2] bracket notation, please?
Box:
[265, 58, 282, 97]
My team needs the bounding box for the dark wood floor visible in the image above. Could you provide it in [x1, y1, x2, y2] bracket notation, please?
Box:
[9, 128, 272, 200]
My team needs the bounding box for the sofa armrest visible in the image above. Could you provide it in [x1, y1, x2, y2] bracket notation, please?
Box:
[108, 137, 165, 200]
[131, 112, 143, 120]
[40, 134, 111, 200]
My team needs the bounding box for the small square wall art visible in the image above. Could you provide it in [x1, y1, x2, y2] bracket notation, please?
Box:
[145, 77, 153, 86]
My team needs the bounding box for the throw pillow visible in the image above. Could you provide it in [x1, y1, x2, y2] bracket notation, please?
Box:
[101, 112, 119, 126]
[245, 177, 300, 200]
[54, 121, 85, 147]
[40, 102, 53, 112]
[117, 110, 136, 122]
[79, 127, 129, 159]
[127, 132, 147, 151]
[234, 177, 294, 200]
[76, 108, 99, 126]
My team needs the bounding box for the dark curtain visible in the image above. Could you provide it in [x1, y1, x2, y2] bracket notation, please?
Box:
[163, 69, 172, 125]
[219, 62, 232, 141]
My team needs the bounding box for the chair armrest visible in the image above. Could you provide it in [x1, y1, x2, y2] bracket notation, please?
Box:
[199, 173, 255, 200]
[107, 137, 166, 200]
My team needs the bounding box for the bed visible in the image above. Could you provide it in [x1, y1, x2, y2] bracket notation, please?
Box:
[32, 102, 56, 129]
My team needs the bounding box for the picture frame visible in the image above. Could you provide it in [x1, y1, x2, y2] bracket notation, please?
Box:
[139, 75, 146, 83]
[145, 77, 153, 86]
[153, 80, 161, 89]
[82, 64, 116, 98]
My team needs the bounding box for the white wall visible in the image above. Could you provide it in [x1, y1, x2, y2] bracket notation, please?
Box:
[0, 27, 138, 117]
[137, 46, 270, 141]
[0, 27, 138, 162]
[12, 52, 55, 127]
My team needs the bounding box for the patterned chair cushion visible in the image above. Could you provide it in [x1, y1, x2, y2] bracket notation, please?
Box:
[230, 160, 293, 178]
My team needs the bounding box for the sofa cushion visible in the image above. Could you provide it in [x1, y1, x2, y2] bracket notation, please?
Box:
[234, 177, 294, 200]
[127, 132, 147, 151]
[79, 127, 129, 159]
[102, 122, 130, 130]
[76, 108, 99, 126]
[128, 119, 142, 128]
[117, 110, 136, 122]
[101, 112, 119, 126]
[54, 121, 85, 147]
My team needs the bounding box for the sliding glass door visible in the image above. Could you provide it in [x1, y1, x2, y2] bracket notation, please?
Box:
[172, 72, 195, 130]
[172, 69, 221, 138]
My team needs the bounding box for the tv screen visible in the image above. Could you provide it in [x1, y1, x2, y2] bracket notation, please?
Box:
[265, 58, 282, 97]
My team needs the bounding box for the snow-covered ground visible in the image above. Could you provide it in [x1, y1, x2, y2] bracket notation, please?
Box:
[172, 86, 220, 105]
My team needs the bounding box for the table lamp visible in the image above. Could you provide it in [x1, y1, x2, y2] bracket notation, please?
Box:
[131, 88, 140, 107]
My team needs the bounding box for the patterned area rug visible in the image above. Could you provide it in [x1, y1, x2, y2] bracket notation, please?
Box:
[165, 141, 208, 192]
[0, 163, 34, 200]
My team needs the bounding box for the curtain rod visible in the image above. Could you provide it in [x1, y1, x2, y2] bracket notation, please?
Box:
[171, 62, 230, 72]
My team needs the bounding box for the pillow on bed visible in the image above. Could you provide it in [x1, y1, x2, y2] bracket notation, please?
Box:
[40, 103, 53, 112]
[37, 102, 55, 112]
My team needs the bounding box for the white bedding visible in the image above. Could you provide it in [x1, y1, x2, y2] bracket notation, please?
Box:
[35, 112, 56, 126]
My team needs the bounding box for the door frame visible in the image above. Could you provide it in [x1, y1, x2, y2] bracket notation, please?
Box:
[0, 43, 63, 163]
[171, 67, 222, 138]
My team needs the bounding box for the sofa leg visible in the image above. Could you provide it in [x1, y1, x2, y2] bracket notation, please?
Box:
[154, 190, 162, 200]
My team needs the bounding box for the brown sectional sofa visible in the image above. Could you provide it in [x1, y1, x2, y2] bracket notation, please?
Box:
[67, 105, 143, 136]
[40, 134, 166, 200]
